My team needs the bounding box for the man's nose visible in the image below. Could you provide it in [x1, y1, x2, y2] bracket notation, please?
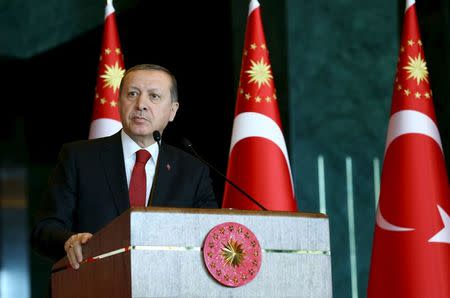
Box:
[136, 95, 148, 110]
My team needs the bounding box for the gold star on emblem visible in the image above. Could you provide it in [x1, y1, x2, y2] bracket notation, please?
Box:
[100, 62, 125, 93]
[418, 40, 423, 46]
[255, 96, 262, 103]
[115, 48, 121, 55]
[265, 96, 271, 102]
[250, 43, 257, 50]
[415, 92, 421, 99]
[95, 93, 99, 98]
[261, 44, 266, 50]
[243, 49, 248, 56]
[110, 100, 117, 107]
[403, 53, 429, 85]
[246, 58, 273, 88]
[245, 93, 251, 100]
[100, 98, 107, 104]
[400, 46, 405, 52]
[273, 93, 277, 100]
[239, 88, 244, 94]
[397, 84, 402, 90]
[404, 89, 410, 96]
[105, 48, 111, 54]
[407, 39, 414, 46]
[220, 238, 245, 268]
[424, 92, 430, 98]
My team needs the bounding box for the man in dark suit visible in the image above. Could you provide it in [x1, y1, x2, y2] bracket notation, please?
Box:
[31, 64, 217, 269]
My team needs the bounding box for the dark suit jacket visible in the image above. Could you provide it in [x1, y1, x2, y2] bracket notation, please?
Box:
[31, 131, 217, 261]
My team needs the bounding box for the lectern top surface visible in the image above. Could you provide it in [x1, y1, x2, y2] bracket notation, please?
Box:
[129, 206, 328, 219]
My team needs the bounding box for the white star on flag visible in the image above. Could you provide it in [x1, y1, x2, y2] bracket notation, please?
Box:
[429, 205, 450, 244]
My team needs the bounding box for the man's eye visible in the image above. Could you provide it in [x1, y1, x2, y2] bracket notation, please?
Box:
[150, 94, 161, 100]
[128, 91, 138, 97]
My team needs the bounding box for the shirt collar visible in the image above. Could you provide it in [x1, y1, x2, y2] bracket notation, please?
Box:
[121, 130, 159, 161]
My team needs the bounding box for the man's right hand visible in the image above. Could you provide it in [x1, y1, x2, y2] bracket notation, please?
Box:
[64, 233, 93, 269]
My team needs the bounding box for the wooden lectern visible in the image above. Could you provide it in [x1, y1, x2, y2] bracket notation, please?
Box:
[52, 207, 332, 297]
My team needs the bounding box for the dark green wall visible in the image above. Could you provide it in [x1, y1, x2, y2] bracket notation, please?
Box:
[286, 1, 395, 296]
[0, 0, 137, 59]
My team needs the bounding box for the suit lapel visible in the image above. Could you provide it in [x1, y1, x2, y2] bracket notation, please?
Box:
[101, 132, 130, 214]
[148, 142, 172, 206]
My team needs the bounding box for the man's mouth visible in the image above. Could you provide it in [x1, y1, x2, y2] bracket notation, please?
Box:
[132, 115, 150, 122]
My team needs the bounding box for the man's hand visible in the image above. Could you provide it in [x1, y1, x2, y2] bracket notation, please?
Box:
[64, 233, 93, 269]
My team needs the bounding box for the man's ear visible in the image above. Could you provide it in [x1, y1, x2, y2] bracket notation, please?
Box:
[169, 102, 179, 122]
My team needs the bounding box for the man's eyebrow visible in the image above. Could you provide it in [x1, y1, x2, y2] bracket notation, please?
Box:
[126, 86, 139, 91]
[147, 88, 162, 93]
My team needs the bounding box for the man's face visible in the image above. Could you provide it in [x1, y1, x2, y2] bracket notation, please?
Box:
[119, 70, 179, 143]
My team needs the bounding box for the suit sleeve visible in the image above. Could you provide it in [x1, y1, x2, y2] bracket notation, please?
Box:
[31, 144, 77, 261]
[193, 164, 218, 208]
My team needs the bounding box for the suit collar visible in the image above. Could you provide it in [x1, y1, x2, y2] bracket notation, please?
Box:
[100, 135, 176, 210]
[101, 131, 130, 214]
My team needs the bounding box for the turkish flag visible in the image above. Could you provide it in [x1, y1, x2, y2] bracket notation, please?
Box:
[222, 0, 297, 211]
[368, 1, 450, 297]
[88, 0, 125, 139]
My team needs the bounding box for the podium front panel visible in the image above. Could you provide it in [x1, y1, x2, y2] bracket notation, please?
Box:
[129, 209, 332, 297]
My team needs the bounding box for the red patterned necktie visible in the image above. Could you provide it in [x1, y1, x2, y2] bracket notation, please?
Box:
[129, 149, 151, 207]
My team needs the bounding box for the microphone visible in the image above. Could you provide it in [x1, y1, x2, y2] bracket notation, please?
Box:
[148, 130, 162, 206]
[153, 130, 161, 148]
[181, 137, 268, 211]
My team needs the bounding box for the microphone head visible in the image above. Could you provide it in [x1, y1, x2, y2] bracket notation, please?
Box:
[153, 130, 161, 142]
[181, 137, 193, 149]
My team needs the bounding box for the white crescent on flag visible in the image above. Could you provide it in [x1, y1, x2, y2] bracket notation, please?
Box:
[229, 112, 294, 191]
[88, 118, 122, 139]
[377, 110, 442, 232]
[384, 110, 442, 155]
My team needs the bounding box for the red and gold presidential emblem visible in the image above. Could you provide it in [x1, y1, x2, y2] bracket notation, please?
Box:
[203, 222, 262, 287]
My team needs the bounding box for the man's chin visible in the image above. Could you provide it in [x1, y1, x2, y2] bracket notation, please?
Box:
[129, 127, 153, 137]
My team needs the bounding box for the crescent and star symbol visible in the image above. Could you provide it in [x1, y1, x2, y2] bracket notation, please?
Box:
[377, 205, 450, 244]
[376, 110, 450, 244]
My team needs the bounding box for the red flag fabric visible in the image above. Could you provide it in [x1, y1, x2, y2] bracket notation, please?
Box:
[222, 0, 297, 211]
[88, 0, 125, 139]
[368, 1, 450, 296]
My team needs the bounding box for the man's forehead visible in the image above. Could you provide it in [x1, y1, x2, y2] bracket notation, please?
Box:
[127, 69, 169, 79]
[123, 70, 170, 86]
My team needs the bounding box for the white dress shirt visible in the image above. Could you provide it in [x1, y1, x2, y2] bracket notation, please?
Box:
[121, 130, 160, 206]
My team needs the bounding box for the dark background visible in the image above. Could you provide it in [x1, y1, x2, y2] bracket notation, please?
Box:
[1, 0, 234, 195]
